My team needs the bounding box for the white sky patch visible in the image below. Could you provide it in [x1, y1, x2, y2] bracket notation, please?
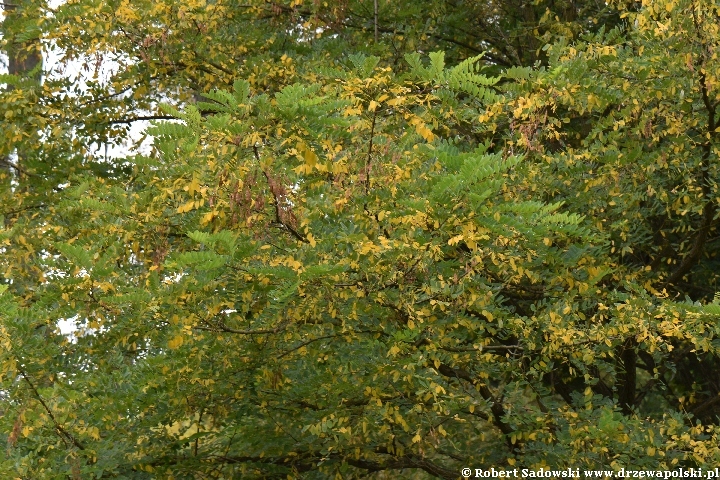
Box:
[2, 0, 154, 159]
[57, 316, 77, 336]
[43, 41, 154, 158]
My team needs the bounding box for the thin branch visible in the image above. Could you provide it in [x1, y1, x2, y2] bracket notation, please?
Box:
[105, 115, 176, 125]
[75, 73, 168, 110]
[17, 366, 85, 451]
[276, 334, 339, 359]
[439, 344, 523, 352]
[0, 157, 39, 178]
[374, 0, 378, 43]
[277, 329, 389, 359]
[365, 108, 378, 194]
[1, 202, 46, 216]
[342, 11, 494, 60]
[194, 319, 289, 335]
[435, 363, 516, 451]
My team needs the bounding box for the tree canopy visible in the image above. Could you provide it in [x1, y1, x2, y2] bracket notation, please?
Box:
[3, 0, 720, 478]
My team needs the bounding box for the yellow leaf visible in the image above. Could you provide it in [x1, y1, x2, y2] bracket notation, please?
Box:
[185, 177, 201, 195]
[88, 426, 101, 440]
[116, 0, 140, 21]
[448, 234, 463, 246]
[368, 100, 378, 112]
[166, 422, 182, 435]
[201, 211, 215, 225]
[303, 146, 318, 169]
[177, 201, 195, 213]
[168, 335, 184, 349]
[415, 123, 435, 142]
[412, 433, 422, 443]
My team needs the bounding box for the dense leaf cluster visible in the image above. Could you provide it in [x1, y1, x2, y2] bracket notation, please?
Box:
[3, 0, 720, 478]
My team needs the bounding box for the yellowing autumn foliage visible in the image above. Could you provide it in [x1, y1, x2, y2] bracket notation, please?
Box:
[3, 0, 720, 478]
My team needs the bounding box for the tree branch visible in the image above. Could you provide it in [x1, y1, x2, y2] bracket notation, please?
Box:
[105, 115, 176, 125]
[666, 3, 719, 286]
[194, 319, 289, 335]
[17, 366, 85, 451]
[276, 334, 339, 359]
[435, 363, 516, 450]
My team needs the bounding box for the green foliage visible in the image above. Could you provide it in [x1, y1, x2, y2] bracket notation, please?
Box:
[5, 0, 720, 478]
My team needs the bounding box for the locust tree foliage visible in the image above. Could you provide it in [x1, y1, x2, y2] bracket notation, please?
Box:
[2, 0, 720, 478]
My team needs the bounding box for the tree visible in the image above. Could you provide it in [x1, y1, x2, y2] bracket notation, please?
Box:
[3, 0, 720, 478]
[1, 0, 43, 176]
